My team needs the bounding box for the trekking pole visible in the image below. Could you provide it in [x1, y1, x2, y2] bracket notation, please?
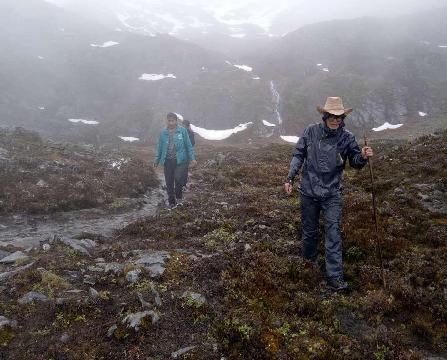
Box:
[363, 135, 386, 288]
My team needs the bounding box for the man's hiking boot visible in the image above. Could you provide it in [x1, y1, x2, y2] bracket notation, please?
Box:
[326, 278, 348, 291]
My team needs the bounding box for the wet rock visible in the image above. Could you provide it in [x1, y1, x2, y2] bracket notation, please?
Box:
[42, 243, 51, 252]
[89, 287, 99, 299]
[83, 275, 96, 286]
[103, 262, 124, 275]
[150, 283, 162, 307]
[36, 180, 48, 188]
[0, 262, 35, 283]
[60, 238, 94, 256]
[122, 311, 160, 331]
[126, 269, 141, 283]
[137, 292, 151, 308]
[0, 250, 11, 261]
[0, 251, 29, 264]
[107, 324, 117, 338]
[134, 251, 170, 278]
[18, 291, 48, 305]
[182, 291, 206, 306]
[171, 346, 196, 359]
[60, 333, 71, 343]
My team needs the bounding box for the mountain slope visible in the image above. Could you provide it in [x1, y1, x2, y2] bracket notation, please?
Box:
[0, 0, 271, 140]
[249, 7, 447, 135]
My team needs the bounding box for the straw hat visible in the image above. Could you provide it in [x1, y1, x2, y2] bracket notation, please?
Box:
[317, 97, 353, 116]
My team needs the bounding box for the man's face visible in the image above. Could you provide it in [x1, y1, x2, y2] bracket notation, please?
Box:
[326, 115, 343, 130]
[167, 116, 177, 129]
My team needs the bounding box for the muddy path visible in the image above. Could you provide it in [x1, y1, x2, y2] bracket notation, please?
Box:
[0, 172, 166, 250]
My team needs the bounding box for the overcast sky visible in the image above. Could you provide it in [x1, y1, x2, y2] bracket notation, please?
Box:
[44, 0, 446, 34]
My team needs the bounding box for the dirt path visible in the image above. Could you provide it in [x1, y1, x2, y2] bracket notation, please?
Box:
[0, 173, 166, 249]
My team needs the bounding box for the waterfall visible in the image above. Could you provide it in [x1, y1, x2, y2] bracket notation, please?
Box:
[270, 81, 282, 125]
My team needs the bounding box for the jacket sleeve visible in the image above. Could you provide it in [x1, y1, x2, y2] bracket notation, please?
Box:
[183, 128, 196, 161]
[154, 132, 163, 165]
[287, 128, 309, 183]
[347, 134, 367, 169]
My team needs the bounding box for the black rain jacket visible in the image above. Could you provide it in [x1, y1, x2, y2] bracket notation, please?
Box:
[287, 123, 367, 198]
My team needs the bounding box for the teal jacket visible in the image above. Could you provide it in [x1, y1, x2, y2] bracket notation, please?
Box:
[154, 125, 196, 165]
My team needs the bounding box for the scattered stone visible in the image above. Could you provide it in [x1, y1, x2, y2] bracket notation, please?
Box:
[0, 250, 11, 260]
[150, 283, 162, 307]
[182, 291, 206, 306]
[134, 251, 170, 278]
[95, 258, 105, 263]
[42, 243, 51, 251]
[89, 287, 99, 300]
[244, 244, 252, 251]
[83, 275, 96, 286]
[36, 179, 48, 187]
[0, 316, 17, 329]
[126, 269, 141, 283]
[393, 187, 405, 195]
[87, 266, 104, 272]
[0, 262, 35, 283]
[137, 292, 151, 308]
[103, 262, 124, 275]
[0, 251, 29, 264]
[122, 311, 160, 331]
[18, 291, 48, 305]
[171, 346, 197, 359]
[107, 324, 117, 338]
[60, 333, 71, 343]
[60, 238, 93, 256]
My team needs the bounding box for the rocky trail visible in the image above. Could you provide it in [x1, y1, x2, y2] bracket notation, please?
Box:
[1, 132, 447, 359]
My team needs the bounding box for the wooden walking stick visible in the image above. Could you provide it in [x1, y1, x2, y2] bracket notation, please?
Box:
[364, 135, 386, 288]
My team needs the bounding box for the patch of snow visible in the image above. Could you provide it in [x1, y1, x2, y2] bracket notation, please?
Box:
[322, 68, 330, 72]
[372, 122, 403, 132]
[317, 63, 323, 66]
[90, 41, 120, 48]
[233, 64, 253, 72]
[68, 119, 100, 125]
[418, 111, 428, 117]
[280, 136, 299, 144]
[115, 28, 123, 32]
[37, 56, 45, 60]
[262, 120, 276, 127]
[191, 122, 253, 141]
[38, 107, 45, 110]
[252, 76, 261, 80]
[139, 73, 176, 81]
[111, 158, 128, 169]
[438, 45, 447, 48]
[119, 137, 139, 142]
[59, 28, 65, 32]
[225, 60, 232, 65]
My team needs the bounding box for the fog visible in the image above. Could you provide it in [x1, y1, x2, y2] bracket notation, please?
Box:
[46, 0, 446, 28]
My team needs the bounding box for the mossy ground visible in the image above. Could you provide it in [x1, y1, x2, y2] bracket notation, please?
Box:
[0, 131, 446, 359]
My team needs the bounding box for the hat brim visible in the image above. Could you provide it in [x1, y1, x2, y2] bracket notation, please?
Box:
[317, 106, 353, 116]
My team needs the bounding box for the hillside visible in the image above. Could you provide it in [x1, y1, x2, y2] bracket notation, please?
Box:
[249, 7, 447, 135]
[0, 0, 271, 140]
[0, 130, 446, 358]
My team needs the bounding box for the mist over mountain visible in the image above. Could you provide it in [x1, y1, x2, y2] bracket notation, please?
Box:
[1, 0, 446, 143]
[0, 0, 272, 141]
[249, 6, 447, 135]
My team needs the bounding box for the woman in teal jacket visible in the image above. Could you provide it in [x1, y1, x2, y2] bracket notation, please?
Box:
[154, 113, 196, 208]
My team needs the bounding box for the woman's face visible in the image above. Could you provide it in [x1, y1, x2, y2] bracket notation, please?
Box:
[326, 115, 343, 129]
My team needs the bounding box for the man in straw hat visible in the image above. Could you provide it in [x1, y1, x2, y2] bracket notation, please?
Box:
[284, 97, 373, 291]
